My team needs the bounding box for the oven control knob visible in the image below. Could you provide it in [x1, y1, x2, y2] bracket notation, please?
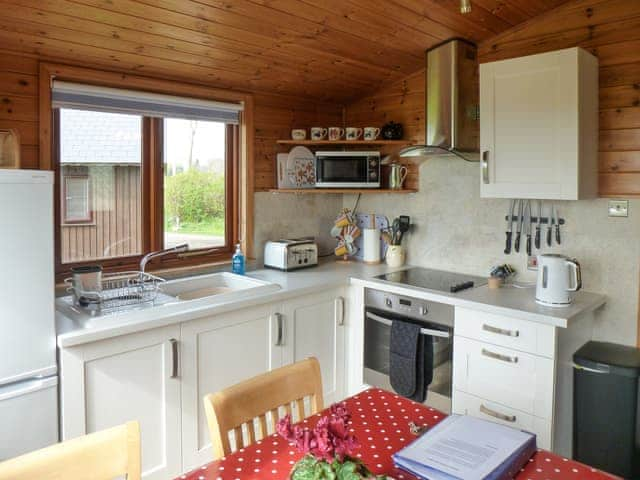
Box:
[419, 306, 428, 316]
[385, 298, 392, 308]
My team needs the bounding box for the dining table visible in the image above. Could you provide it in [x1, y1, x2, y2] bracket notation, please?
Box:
[176, 388, 619, 480]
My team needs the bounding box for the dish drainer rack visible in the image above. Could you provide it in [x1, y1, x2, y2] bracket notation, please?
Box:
[66, 271, 166, 311]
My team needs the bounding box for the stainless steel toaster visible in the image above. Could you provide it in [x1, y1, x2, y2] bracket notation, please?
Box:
[263, 238, 318, 271]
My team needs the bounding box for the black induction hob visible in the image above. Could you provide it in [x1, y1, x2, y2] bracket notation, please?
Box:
[375, 267, 487, 293]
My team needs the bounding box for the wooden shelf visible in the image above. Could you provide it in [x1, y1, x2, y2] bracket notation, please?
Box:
[276, 140, 410, 146]
[268, 188, 418, 194]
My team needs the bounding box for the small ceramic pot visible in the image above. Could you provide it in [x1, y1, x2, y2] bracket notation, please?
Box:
[385, 245, 405, 268]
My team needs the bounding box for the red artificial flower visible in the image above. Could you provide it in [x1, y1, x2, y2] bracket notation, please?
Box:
[276, 403, 360, 462]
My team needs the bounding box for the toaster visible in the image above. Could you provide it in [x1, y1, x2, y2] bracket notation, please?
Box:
[264, 238, 318, 271]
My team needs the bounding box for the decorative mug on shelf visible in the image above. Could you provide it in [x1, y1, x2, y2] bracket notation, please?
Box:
[345, 127, 363, 140]
[291, 129, 306, 140]
[363, 127, 380, 141]
[310, 127, 328, 140]
[385, 245, 405, 268]
[328, 127, 345, 141]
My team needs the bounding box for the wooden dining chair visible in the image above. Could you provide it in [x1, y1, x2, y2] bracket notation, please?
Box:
[0, 421, 141, 480]
[204, 357, 324, 459]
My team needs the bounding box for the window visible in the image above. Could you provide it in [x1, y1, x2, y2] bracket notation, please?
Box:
[48, 77, 246, 279]
[62, 175, 92, 224]
[163, 118, 227, 249]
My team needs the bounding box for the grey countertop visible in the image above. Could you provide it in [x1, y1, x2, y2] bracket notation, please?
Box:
[56, 259, 606, 348]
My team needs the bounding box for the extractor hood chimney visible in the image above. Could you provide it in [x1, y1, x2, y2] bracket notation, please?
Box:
[399, 39, 480, 162]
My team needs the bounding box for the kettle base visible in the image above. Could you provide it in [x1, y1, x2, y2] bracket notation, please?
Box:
[536, 298, 572, 308]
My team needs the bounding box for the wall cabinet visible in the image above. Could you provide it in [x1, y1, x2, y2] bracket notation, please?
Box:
[479, 47, 598, 200]
[59, 325, 182, 480]
[60, 287, 347, 478]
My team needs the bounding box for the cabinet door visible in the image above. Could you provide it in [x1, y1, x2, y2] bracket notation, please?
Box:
[180, 304, 283, 470]
[282, 288, 346, 405]
[480, 48, 593, 200]
[59, 325, 181, 480]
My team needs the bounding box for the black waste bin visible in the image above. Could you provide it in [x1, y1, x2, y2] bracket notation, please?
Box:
[574, 341, 640, 479]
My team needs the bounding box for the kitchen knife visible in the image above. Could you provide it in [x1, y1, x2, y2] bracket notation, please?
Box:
[525, 200, 532, 256]
[535, 200, 542, 250]
[514, 199, 523, 253]
[554, 205, 561, 244]
[547, 203, 554, 247]
[504, 199, 516, 254]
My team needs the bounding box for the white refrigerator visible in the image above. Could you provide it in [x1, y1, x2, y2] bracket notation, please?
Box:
[0, 169, 58, 459]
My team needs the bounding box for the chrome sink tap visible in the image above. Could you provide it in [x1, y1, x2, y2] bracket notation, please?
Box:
[139, 243, 189, 281]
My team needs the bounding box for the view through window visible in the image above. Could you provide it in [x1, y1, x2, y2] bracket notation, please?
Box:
[163, 118, 227, 249]
[59, 108, 142, 264]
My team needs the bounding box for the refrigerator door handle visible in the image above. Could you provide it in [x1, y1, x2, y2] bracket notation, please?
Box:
[0, 376, 58, 402]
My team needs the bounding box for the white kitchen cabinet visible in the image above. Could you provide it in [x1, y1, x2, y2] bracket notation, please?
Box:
[59, 325, 182, 480]
[452, 307, 594, 457]
[179, 303, 284, 470]
[281, 288, 347, 405]
[479, 47, 598, 200]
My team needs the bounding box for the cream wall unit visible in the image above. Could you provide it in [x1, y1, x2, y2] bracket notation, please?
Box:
[180, 304, 284, 470]
[59, 325, 182, 480]
[281, 288, 347, 406]
[452, 307, 594, 457]
[480, 47, 598, 200]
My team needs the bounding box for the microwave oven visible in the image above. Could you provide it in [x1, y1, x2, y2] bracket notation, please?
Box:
[315, 151, 380, 188]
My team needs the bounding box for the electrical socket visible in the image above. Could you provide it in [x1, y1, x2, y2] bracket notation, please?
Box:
[608, 200, 628, 217]
[527, 256, 538, 271]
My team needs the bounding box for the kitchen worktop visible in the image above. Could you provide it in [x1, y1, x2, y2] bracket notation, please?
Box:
[56, 260, 606, 348]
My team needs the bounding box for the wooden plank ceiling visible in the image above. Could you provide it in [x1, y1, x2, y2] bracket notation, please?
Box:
[0, 0, 571, 102]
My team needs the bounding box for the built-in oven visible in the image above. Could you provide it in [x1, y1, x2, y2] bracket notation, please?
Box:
[363, 288, 453, 413]
[315, 151, 380, 188]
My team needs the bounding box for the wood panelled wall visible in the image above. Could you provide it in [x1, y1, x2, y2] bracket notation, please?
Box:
[343, 70, 425, 191]
[0, 50, 341, 191]
[478, 0, 640, 197]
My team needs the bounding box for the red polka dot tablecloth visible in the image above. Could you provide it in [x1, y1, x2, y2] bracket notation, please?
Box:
[177, 388, 620, 480]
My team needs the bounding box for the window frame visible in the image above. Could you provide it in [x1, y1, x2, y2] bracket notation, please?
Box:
[42, 64, 253, 281]
[61, 174, 93, 225]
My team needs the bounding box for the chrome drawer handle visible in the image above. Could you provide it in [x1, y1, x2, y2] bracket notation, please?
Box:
[169, 338, 179, 379]
[480, 404, 516, 423]
[481, 348, 518, 364]
[482, 324, 519, 337]
[274, 313, 284, 346]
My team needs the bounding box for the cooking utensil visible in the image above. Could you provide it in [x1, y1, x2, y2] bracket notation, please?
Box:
[547, 203, 553, 247]
[554, 205, 561, 244]
[391, 217, 401, 244]
[504, 199, 516, 254]
[398, 215, 410, 243]
[514, 200, 523, 253]
[535, 200, 542, 250]
[525, 200, 532, 256]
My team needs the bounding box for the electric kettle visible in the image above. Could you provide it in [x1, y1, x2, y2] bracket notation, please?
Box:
[536, 254, 582, 307]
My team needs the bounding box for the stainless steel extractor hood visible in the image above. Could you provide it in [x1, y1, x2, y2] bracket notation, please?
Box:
[399, 39, 480, 162]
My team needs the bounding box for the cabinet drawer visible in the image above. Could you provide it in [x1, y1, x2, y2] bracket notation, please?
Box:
[453, 336, 554, 418]
[453, 390, 552, 450]
[455, 308, 555, 357]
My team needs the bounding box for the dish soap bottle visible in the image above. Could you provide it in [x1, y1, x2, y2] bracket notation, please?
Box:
[232, 243, 245, 275]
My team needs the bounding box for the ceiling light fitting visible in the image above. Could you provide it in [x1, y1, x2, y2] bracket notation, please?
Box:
[460, 0, 472, 14]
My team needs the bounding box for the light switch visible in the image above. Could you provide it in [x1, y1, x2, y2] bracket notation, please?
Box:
[608, 200, 628, 217]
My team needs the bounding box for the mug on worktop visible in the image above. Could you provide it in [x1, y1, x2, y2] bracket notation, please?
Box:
[345, 127, 363, 140]
[328, 127, 345, 141]
[310, 127, 328, 140]
[363, 127, 381, 141]
[291, 129, 306, 140]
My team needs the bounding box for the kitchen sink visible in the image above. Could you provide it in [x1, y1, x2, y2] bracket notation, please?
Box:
[159, 272, 281, 302]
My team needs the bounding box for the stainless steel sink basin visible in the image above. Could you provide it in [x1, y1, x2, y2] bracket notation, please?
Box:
[159, 272, 280, 301]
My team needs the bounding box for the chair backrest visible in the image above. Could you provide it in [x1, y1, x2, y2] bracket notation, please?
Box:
[203, 357, 324, 459]
[0, 421, 141, 480]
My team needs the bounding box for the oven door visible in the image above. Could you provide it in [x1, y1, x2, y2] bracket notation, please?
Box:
[315, 152, 379, 188]
[363, 308, 452, 413]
